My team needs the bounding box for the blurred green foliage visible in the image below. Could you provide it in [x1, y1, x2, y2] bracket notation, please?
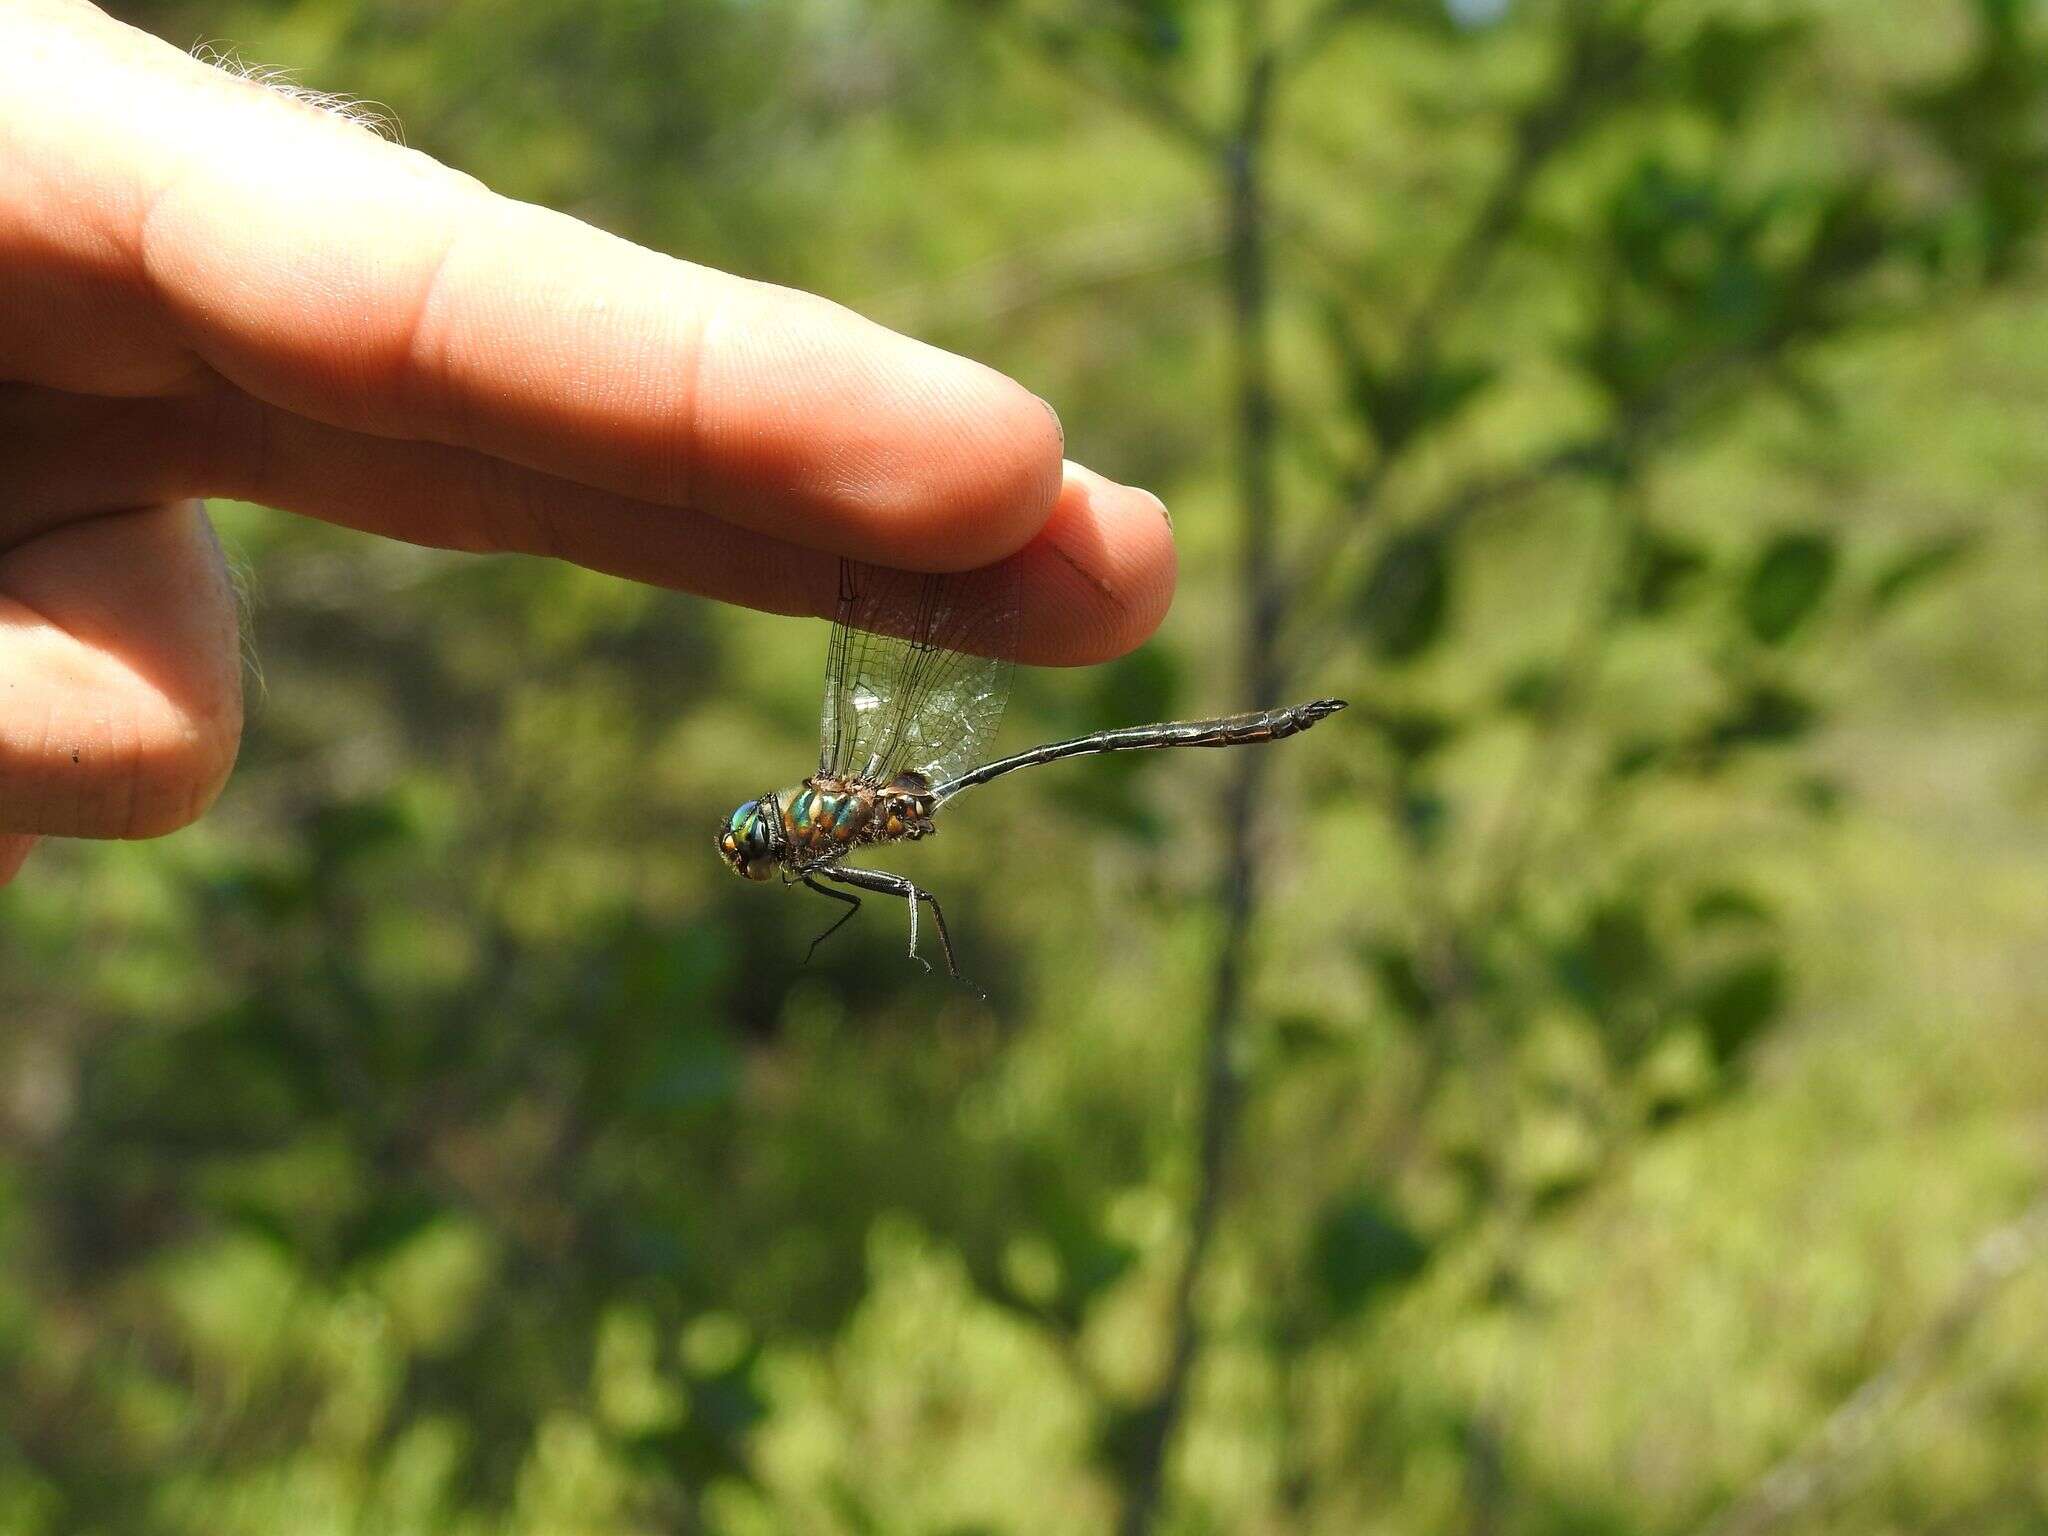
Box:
[5, 0, 2048, 1532]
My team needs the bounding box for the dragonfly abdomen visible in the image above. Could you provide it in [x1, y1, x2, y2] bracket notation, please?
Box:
[1109, 699, 1345, 750]
[933, 698, 1347, 802]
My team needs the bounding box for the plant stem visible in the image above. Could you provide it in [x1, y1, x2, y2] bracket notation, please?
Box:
[1689, 1194, 2048, 1536]
[1118, 8, 1280, 1531]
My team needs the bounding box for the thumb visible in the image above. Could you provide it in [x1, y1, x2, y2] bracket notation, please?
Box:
[0, 499, 243, 855]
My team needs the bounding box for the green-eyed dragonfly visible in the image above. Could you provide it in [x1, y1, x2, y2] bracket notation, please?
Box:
[718, 558, 1345, 979]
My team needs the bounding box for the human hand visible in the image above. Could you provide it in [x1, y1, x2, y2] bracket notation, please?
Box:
[0, 0, 1177, 887]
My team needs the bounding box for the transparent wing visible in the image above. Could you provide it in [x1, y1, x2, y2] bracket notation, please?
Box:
[820, 558, 1018, 787]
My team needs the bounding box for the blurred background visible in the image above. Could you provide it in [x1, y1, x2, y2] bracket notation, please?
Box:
[5, 0, 2048, 1530]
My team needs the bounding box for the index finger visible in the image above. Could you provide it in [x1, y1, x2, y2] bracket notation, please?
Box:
[17, 3, 1080, 573]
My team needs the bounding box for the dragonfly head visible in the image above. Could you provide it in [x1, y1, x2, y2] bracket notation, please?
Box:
[717, 794, 785, 881]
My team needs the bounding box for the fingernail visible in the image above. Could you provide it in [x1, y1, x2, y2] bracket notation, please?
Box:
[1037, 395, 1065, 451]
[1138, 487, 1172, 529]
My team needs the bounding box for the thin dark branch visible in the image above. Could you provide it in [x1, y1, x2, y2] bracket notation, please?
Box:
[1118, 10, 1279, 1535]
[1274, 429, 1619, 682]
[1275, 317, 1781, 687]
[1023, 22, 1223, 156]
[1689, 1194, 2048, 1536]
[1395, 115, 1554, 373]
[866, 207, 1225, 333]
[1276, 0, 1379, 79]
[1267, 140, 1567, 604]
[1115, 855, 1251, 1535]
[1388, 0, 1632, 377]
[1462, 1410, 1509, 1536]
[1272, 1, 1638, 637]
[1452, 473, 1641, 934]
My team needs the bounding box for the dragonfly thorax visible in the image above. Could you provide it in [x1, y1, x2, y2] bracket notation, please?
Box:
[716, 772, 936, 883]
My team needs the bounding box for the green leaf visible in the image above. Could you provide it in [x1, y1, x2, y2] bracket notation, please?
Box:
[1693, 955, 1788, 1063]
[1742, 531, 1838, 644]
[1394, 361, 1497, 451]
[1632, 527, 1710, 615]
[1366, 943, 1435, 1027]
[339, 1191, 447, 1268]
[1358, 528, 1454, 661]
[1093, 1401, 1168, 1478]
[1052, 1225, 1138, 1318]
[1609, 738, 1667, 779]
[306, 793, 417, 868]
[1869, 531, 1978, 613]
[1270, 1012, 1350, 1062]
[1794, 773, 1848, 818]
[1399, 789, 1451, 850]
[1325, 308, 1494, 453]
[1313, 1195, 1429, 1317]
[1499, 664, 1559, 714]
[1678, 19, 1806, 128]
[1362, 704, 1457, 761]
[220, 1199, 305, 1260]
[1555, 901, 1663, 1016]
[990, 1183, 1139, 1329]
[687, 1369, 767, 1439]
[1690, 887, 1775, 929]
[206, 861, 315, 921]
[1705, 684, 1817, 753]
[1798, 179, 1895, 293]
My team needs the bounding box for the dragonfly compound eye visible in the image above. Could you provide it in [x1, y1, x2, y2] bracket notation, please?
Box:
[718, 800, 781, 881]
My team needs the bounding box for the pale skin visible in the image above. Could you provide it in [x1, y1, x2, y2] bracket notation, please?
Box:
[0, 0, 1178, 889]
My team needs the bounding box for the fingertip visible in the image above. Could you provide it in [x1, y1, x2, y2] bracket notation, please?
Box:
[119, 703, 242, 839]
[0, 836, 37, 888]
[1013, 462, 1178, 666]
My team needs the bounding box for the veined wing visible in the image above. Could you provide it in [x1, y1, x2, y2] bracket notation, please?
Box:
[819, 558, 1018, 788]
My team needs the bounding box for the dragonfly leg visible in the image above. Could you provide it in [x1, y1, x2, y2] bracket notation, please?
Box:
[800, 875, 862, 964]
[817, 866, 963, 982]
[921, 889, 960, 981]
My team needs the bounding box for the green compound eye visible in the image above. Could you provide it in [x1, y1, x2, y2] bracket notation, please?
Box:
[717, 799, 784, 882]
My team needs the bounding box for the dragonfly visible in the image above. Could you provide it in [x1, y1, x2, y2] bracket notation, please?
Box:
[717, 558, 1345, 980]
